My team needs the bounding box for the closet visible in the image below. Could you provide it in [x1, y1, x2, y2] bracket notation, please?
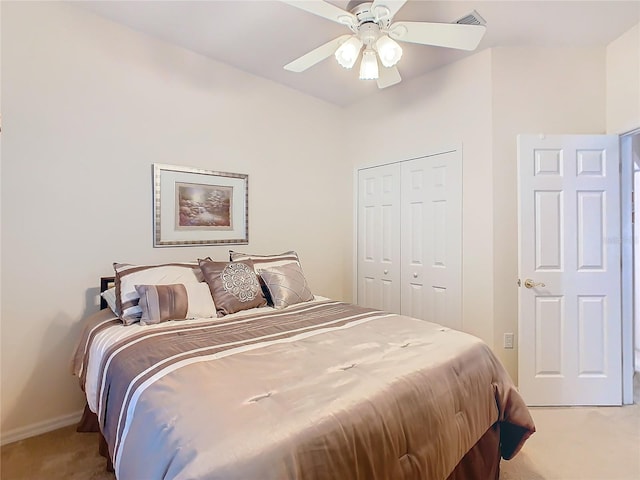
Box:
[356, 148, 462, 330]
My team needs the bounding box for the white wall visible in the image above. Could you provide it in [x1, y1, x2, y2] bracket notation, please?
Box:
[0, 2, 348, 439]
[606, 23, 640, 134]
[491, 47, 607, 380]
[345, 50, 496, 346]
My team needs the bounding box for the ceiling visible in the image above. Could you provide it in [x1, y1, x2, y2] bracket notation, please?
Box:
[78, 1, 640, 106]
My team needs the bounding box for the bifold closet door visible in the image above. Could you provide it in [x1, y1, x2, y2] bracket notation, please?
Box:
[356, 163, 401, 313]
[400, 151, 462, 330]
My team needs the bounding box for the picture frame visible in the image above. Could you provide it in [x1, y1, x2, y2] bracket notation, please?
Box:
[153, 164, 248, 247]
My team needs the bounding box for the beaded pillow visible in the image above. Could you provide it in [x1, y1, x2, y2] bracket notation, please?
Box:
[198, 259, 267, 316]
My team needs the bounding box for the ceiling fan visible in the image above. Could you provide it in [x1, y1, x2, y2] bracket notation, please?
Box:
[281, 0, 487, 89]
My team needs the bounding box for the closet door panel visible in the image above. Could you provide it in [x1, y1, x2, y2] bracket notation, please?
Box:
[401, 161, 428, 319]
[357, 164, 401, 313]
[401, 152, 461, 330]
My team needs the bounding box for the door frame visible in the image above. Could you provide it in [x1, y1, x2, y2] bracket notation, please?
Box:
[621, 128, 640, 405]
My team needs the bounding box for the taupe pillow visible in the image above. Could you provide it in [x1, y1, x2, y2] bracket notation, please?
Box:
[198, 259, 267, 316]
[258, 263, 314, 309]
[135, 283, 217, 326]
[229, 250, 301, 305]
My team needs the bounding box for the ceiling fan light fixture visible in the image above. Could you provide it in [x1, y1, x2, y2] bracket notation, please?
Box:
[359, 49, 379, 80]
[335, 36, 363, 69]
[375, 35, 403, 67]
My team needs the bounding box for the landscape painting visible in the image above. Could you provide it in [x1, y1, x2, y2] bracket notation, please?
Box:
[176, 182, 233, 230]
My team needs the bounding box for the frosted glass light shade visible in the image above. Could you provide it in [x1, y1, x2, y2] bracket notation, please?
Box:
[375, 35, 403, 67]
[335, 37, 363, 69]
[359, 49, 379, 80]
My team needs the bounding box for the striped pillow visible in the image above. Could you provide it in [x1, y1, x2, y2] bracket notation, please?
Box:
[228, 251, 302, 305]
[229, 250, 301, 270]
[135, 283, 216, 325]
[114, 262, 204, 325]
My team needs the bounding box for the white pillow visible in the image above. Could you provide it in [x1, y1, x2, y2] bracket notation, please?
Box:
[100, 287, 119, 315]
[184, 282, 217, 319]
[114, 262, 203, 325]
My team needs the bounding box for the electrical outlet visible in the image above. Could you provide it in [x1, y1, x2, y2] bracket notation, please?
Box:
[503, 333, 515, 349]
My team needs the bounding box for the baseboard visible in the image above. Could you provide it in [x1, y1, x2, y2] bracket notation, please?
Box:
[1, 409, 84, 446]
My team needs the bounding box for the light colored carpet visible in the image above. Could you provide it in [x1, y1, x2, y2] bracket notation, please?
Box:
[2, 399, 639, 479]
[1, 426, 114, 480]
[500, 403, 640, 480]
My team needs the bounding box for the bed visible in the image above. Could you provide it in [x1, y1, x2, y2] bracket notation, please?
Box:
[72, 254, 535, 480]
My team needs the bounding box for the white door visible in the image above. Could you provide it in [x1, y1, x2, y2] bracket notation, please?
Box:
[518, 134, 621, 406]
[357, 163, 401, 313]
[400, 151, 462, 330]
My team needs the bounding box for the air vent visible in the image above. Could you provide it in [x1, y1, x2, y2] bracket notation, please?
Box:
[455, 10, 486, 26]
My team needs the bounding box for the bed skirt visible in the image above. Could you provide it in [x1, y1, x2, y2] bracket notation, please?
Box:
[77, 404, 501, 479]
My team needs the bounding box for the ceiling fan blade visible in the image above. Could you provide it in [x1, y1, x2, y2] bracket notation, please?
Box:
[371, 0, 407, 21]
[377, 65, 401, 89]
[280, 1, 357, 28]
[284, 34, 352, 72]
[389, 22, 486, 51]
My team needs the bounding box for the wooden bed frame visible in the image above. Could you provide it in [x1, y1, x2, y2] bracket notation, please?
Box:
[99, 276, 114, 311]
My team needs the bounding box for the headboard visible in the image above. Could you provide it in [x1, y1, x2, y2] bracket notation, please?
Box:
[100, 276, 115, 310]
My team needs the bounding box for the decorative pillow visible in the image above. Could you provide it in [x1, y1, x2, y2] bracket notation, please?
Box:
[198, 259, 267, 316]
[114, 262, 204, 325]
[135, 283, 216, 326]
[100, 287, 119, 315]
[258, 263, 314, 309]
[229, 250, 302, 304]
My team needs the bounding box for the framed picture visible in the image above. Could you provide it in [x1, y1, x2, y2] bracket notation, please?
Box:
[153, 164, 248, 247]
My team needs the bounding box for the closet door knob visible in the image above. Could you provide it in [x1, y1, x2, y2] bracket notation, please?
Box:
[413, 272, 418, 278]
[383, 269, 389, 275]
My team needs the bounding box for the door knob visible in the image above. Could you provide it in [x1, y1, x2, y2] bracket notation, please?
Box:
[383, 269, 389, 275]
[524, 279, 545, 289]
[413, 272, 418, 278]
